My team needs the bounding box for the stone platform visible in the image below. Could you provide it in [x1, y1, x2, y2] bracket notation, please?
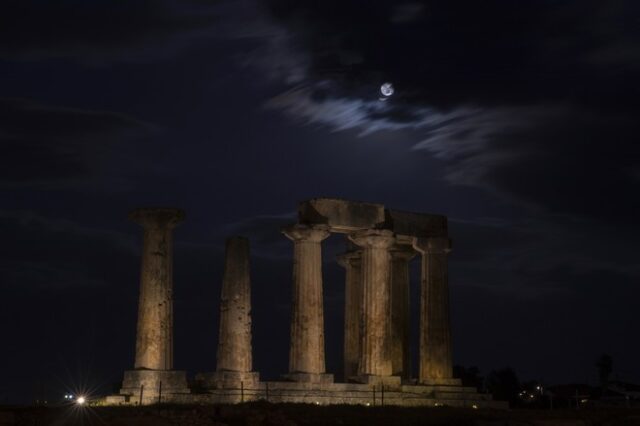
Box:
[105, 380, 507, 409]
[116, 370, 190, 404]
[281, 372, 334, 384]
[195, 371, 260, 389]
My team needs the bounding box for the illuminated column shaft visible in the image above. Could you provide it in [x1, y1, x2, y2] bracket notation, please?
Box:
[216, 236, 253, 373]
[130, 208, 184, 370]
[349, 230, 395, 377]
[413, 237, 453, 383]
[337, 250, 362, 380]
[284, 224, 330, 375]
[390, 248, 415, 380]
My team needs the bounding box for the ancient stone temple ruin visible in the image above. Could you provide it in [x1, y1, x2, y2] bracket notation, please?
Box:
[106, 198, 506, 408]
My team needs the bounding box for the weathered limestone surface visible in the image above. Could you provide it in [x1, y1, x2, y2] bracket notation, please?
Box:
[297, 199, 451, 385]
[217, 237, 254, 373]
[337, 250, 362, 381]
[107, 199, 504, 407]
[349, 229, 398, 385]
[129, 208, 184, 371]
[390, 247, 415, 380]
[197, 236, 259, 389]
[120, 370, 189, 401]
[106, 198, 507, 408]
[112, 380, 505, 408]
[283, 224, 333, 383]
[298, 198, 386, 233]
[121, 208, 188, 398]
[413, 237, 454, 384]
[196, 370, 260, 390]
[297, 198, 447, 238]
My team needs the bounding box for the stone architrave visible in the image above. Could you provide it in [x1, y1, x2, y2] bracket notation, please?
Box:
[337, 250, 362, 381]
[196, 236, 259, 389]
[348, 229, 400, 386]
[412, 237, 456, 384]
[120, 208, 189, 401]
[282, 224, 333, 383]
[390, 247, 415, 381]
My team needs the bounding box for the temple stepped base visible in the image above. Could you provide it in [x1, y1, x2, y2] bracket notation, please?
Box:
[117, 370, 190, 404]
[195, 371, 260, 389]
[281, 372, 334, 384]
[104, 380, 507, 409]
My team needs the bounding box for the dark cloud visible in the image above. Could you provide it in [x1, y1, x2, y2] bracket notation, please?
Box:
[263, 0, 640, 107]
[0, 210, 138, 289]
[424, 106, 640, 222]
[451, 215, 640, 284]
[0, 209, 142, 403]
[257, 0, 640, 221]
[0, 98, 153, 186]
[448, 216, 640, 382]
[0, 0, 217, 62]
[450, 266, 640, 384]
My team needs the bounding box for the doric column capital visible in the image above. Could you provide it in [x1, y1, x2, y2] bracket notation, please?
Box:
[412, 237, 452, 254]
[390, 245, 417, 261]
[282, 224, 330, 243]
[348, 229, 395, 249]
[336, 250, 362, 268]
[129, 208, 185, 229]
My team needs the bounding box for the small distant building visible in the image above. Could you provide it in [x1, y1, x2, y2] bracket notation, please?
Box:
[595, 381, 640, 407]
[546, 384, 592, 409]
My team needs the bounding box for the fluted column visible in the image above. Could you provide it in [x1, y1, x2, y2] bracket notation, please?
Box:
[195, 236, 260, 390]
[390, 247, 415, 380]
[337, 250, 362, 381]
[413, 237, 454, 384]
[283, 224, 333, 383]
[119, 208, 189, 402]
[216, 236, 254, 374]
[129, 208, 184, 370]
[349, 229, 399, 384]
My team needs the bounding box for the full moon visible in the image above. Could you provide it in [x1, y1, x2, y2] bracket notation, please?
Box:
[380, 82, 394, 97]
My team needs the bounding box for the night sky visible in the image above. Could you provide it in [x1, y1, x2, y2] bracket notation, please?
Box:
[1, 1, 639, 404]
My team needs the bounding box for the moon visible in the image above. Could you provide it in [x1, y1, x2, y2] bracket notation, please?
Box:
[380, 82, 394, 97]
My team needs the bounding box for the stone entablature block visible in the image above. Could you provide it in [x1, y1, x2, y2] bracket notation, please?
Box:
[297, 198, 447, 239]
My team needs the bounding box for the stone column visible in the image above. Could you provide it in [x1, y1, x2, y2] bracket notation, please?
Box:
[120, 208, 189, 402]
[282, 224, 333, 383]
[196, 236, 259, 389]
[337, 250, 362, 381]
[413, 237, 457, 384]
[217, 236, 253, 372]
[390, 247, 415, 381]
[349, 229, 400, 386]
[130, 208, 184, 370]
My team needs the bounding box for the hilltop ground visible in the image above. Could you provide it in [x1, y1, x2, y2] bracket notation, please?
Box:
[1, 402, 640, 426]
